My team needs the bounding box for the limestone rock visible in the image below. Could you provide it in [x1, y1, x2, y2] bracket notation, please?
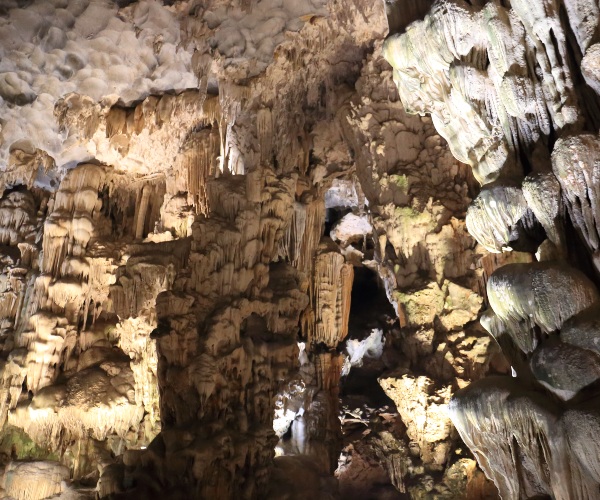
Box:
[383, 0, 600, 494]
[560, 305, 600, 354]
[486, 262, 599, 353]
[1, 460, 69, 500]
[530, 341, 600, 400]
[379, 373, 453, 467]
[384, 0, 579, 184]
[330, 213, 372, 247]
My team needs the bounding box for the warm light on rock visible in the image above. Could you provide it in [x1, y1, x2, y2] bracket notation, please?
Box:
[0, 0, 598, 498]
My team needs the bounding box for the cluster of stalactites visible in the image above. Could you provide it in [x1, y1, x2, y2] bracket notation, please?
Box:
[11, 164, 108, 399]
[55, 92, 229, 244]
[383, 0, 600, 497]
[132, 163, 326, 499]
[450, 376, 600, 499]
[483, 262, 599, 353]
[383, 0, 584, 184]
[552, 134, 600, 272]
[279, 199, 326, 272]
[42, 163, 105, 278]
[0, 159, 181, 464]
[302, 247, 354, 349]
[175, 127, 220, 217]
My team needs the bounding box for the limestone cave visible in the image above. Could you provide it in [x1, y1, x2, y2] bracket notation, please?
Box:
[0, 0, 598, 498]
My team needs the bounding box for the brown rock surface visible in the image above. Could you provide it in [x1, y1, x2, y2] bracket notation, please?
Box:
[3, 0, 600, 498]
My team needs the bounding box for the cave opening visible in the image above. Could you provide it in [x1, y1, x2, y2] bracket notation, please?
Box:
[341, 265, 397, 412]
[335, 264, 408, 499]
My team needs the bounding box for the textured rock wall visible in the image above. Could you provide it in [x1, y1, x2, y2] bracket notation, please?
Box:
[384, 0, 600, 497]
[0, 0, 393, 498]
[336, 43, 501, 498]
[0, 0, 561, 498]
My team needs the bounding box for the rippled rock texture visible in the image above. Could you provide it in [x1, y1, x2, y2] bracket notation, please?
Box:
[384, 0, 600, 497]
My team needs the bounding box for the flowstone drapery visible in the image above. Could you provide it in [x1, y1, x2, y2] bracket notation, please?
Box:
[384, 0, 600, 497]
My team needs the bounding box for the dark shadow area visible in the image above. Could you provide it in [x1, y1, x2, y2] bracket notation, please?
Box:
[340, 266, 397, 409]
[337, 267, 408, 499]
[325, 207, 352, 236]
[386, 0, 435, 35]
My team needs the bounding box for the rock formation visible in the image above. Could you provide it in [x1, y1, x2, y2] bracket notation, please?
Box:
[0, 0, 598, 498]
[383, 0, 600, 497]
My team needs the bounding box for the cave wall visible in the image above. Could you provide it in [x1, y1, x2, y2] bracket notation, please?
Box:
[1, 0, 599, 499]
[0, 1, 397, 498]
[384, 0, 600, 498]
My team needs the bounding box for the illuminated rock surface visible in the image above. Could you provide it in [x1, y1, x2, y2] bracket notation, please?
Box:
[384, 0, 600, 497]
[0, 0, 598, 498]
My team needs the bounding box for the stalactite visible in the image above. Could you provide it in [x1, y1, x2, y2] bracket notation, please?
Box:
[303, 247, 354, 348]
[257, 108, 273, 164]
[449, 376, 599, 500]
[382, 0, 600, 494]
[134, 185, 151, 240]
[466, 182, 530, 253]
[0, 461, 69, 500]
[486, 262, 599, 353]
[553, 134, 600, 271]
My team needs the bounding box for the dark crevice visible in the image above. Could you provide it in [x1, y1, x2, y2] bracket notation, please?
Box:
[324, 207, 351, 235]
[340, 267, 396, 407]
